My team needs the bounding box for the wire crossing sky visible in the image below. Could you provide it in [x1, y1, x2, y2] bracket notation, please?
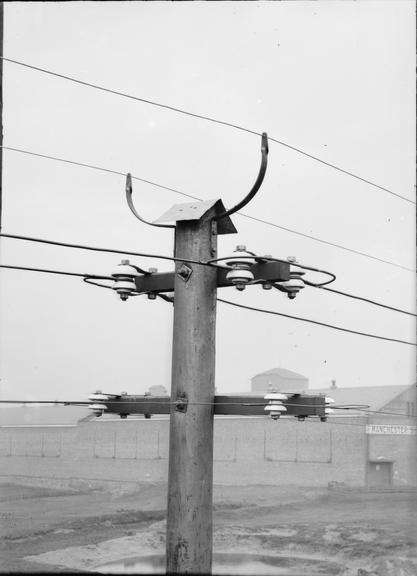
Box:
[0, 258, 415, 345]
[0, 2, 415, 401]
[1, 233, 415, 315]
[2, 146, 415, 273]
[2, 56, 415, 205]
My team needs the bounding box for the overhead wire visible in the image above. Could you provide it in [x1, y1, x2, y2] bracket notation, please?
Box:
[208, 254, 336, 286]
[0, 262, 414, 345]
[1, 232, 337, 284]
[351, 407, 417, 418]
[2, 56, 415, 206]
[2, 146, 415, 274]
[235, 211, 415, 273]
[0, 263, 89, 278]
[1, 146, 199, 200]
[0, 399, 354, 407]
[0, 398, 389, 411]
[0, 400, 405, 427]
[1, 60, 413, 422]
[303, 282, 416, 317]
[0, 232, 223, 270]
[1, 233, 415, 316]
[217, 298, 417, 346]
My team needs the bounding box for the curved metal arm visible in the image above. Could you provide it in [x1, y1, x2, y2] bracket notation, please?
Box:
[126, 173, 175, 229]
[214, 132, 269, 221]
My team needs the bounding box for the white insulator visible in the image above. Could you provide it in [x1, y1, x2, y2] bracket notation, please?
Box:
[88, 403, 108, 413]
[226, 268, 254, 284]
[264, 393, 288, 401]
[112, 279, 136, 293]
[264, 404, 287, 412]
[111, 263, 138, 278]
[88, 394, 109, 401]
[325, 396, 335, 404]
[280, 278, 305, 291]
[325, 407, 334, 414]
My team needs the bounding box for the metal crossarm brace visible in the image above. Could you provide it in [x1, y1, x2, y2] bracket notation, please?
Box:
[92, 394, 327, 418]
[134, 260, 290, 293]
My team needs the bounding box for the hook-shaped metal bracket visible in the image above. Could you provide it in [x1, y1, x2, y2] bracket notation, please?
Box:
[214, 132, 269, 222]
[126, 173, 175, 229]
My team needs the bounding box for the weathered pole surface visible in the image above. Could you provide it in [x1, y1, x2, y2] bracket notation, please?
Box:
[166, 210, 218, 574]
[0, 1, 3, 233]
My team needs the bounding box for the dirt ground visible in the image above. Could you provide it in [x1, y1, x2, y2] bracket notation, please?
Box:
[0, 482, 416, 575]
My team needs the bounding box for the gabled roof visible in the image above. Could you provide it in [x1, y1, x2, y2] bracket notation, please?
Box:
[0, 405, 91, 427]
[308, 385, 411, 413]
[252, 368, 308, 381]
[155, 199, 237, 235]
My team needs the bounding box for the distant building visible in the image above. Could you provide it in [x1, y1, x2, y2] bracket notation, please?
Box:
[308, 383, 415, 417]
[147, 385, 168, 396]
[1, 383, 415, 489]
[251, 367, 309, 393]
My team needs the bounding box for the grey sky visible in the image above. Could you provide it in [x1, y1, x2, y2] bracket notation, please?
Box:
[0, 1, 415, 402]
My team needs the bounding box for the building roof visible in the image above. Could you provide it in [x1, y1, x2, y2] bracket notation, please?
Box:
[251, 368, 308, 381]
[0, 405, 91, 427]
[309, 385, 411, 414]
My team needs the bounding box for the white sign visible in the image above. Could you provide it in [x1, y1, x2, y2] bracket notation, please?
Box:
[366, 424, 416, 435]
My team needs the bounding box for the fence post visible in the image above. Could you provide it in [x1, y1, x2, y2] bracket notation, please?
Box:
[57, 433, 62, 458]
[328, 428, 333, 463]
[295, 425, 299, 463]
[113, 429, 117, 459]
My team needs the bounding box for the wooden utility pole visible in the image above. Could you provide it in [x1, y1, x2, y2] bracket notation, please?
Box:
[0, 1, 3, 232]
[166, 208, 219, 574]
[95, 138, 327, 574]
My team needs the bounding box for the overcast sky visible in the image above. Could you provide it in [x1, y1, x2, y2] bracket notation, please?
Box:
[0, 1, 415, 402]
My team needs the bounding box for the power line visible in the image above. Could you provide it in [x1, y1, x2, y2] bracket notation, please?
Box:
[2, 398, 407, 416]
[217, 298, 417, 347]
[353, 407, 416, 418]
[1, 262, 415, 345]
[2, 146, 415, 274]
[0, 399, 377, 427]
[236, 212, 415, 273]
[2, 56, 415, 206]
[1, 397, 410, 423]
[0, 232, 221, 270]
[304, 282, 416, 317]
[210, 254, 337, 286]
[1, 233, 415, 317]
[0, 263, 88, 278]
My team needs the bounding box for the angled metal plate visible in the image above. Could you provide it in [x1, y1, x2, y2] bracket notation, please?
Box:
[154, 199, 237, 235]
